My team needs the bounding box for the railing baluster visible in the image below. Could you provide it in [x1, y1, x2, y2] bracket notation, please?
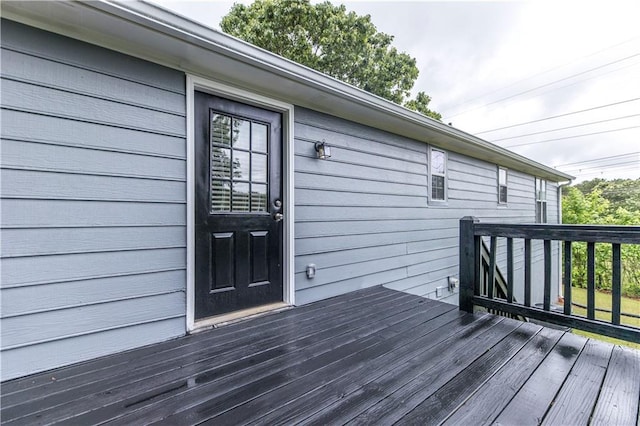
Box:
[524, 238, 531, 307]
[544, 240, 551, 311]
[612, 243, 622, 325]
[488, 236, 497, 299]
[474, 235, 481, 297]
[564, 241, 572, 316]
[507, 237, 514, 303]
[587, 242, 596, 320]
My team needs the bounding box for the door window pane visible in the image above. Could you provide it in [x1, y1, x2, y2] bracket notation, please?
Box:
[211, 180, 231, 211]
[252, 153, 267, 183]
[251, 184, 268, 212]
[232, 118, 250, 150]
[211, 114, 231, 146]
[233, 151, 250, 181]
[211, 148, 231, 179]
[209, 111, 271, 213]
[233, 182, 250, 212]
[252, 123, 268, 152]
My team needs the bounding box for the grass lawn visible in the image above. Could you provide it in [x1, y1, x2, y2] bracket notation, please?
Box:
[569, 287, 640, 349]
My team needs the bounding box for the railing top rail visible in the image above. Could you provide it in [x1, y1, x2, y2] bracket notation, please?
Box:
[472, 222, 640, 244]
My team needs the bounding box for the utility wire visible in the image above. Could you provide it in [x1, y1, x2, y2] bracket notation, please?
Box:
[439, 36, 640, 114]
[475, 97, 640, 134]
[554, 152, 639, 167]
[572, 164, 640, 178]
[443, 53, 640, 119]
[561, 160, 640, 172]
[490, 114, 640, 142]
[504, 125, 640, 148]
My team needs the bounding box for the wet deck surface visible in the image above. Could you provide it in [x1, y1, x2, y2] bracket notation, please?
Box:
[2, 286, 639, 425]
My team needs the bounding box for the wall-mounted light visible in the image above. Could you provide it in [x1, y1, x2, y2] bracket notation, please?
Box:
[314, 140, 331, 160]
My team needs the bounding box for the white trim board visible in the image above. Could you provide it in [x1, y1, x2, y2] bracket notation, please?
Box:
[185, 75, 296, 333]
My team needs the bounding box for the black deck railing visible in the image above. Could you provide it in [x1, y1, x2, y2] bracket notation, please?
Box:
[459, 216, 640, 343]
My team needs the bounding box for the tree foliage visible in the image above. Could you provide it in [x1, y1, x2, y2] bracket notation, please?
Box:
[220, 0, 441, 120]
[562, 181, 640, 297]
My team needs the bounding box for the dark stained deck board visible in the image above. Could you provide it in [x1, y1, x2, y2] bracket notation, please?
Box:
[249, 312, 498, 426]
[354, 322, 542, 426]
[493, 332, 587, 426]
[541, 338, 614, 425]
[1, 286, 638, 426]
[92, 297, 455, 425]
[590, 345, 640, 426]
[439, 326, 565, 425]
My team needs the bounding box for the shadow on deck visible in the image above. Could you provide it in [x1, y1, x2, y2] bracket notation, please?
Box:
[1, 286, 639, 425]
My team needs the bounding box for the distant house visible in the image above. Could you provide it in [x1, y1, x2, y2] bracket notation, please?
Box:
[0, 1, 572, 381]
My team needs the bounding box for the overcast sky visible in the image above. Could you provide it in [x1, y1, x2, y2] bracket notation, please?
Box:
[152, 0, 640, 183]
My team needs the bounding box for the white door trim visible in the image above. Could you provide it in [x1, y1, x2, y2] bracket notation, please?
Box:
[186, 75, 295, 333]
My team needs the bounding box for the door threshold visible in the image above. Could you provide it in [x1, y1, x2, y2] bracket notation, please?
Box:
[191, 302, 290, 332]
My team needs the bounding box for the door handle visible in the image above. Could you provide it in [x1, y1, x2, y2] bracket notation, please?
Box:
[274, 212, 284, 222]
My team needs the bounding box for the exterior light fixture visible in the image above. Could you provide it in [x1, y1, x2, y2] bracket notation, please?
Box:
[314, 140, 331, 160]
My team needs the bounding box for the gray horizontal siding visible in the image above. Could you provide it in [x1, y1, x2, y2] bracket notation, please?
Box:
[293, 108, 558, 306]
[0, 20, 187, 380]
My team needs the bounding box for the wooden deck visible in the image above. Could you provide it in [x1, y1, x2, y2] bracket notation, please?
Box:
[2, 286, 639, 425]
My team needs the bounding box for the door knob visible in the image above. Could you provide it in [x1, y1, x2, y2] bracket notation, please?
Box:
[274, 212, 284, 222]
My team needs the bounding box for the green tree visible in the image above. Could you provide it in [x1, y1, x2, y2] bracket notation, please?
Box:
[220, 0, 441, 120]
[567, 178, 640, 213]
[562, 185, 640, 297]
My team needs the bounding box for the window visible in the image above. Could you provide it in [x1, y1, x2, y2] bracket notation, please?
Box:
[498, 167, 508, 204]
[210, 112, 269, 213]
[535, 177, 547, 223]
[430, 148, 447, 201]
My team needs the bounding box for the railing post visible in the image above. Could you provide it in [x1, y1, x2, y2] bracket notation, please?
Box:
[460, 216, 479, 313]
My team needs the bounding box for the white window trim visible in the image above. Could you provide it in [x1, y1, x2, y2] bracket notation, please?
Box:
[428, 146, 448, 204]
[498, 166, 508, 205]
[186, 75, 295, 333]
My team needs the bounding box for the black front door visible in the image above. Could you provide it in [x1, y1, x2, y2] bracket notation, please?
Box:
[195, 92, 283, 320]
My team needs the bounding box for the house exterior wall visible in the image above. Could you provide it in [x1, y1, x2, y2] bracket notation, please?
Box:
[293, 107, 560, 306]
[0, 20, 188, 380]
[0, 20, 562, 381]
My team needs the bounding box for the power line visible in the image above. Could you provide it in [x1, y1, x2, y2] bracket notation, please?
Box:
[475, 97, 640, 134]
[562, 160, 640, 173]
[572, 164, 640, 178]
[504, 125, 640, 148]
[490, 114, 640, 142]
[439, 36, 640, 115]
[443, 53, 640, 119]
[554, 152, 639, 167]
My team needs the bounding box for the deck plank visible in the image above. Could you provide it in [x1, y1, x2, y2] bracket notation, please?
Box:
[439, 327, 564, 425]
[493, 332, 587, 426]
[347, 322, 541, 426]
[129, 300, 456, 425]
[249, 313, 495, 426]
[541, 338, 614, 425]
[212, 309, 469, 425]
[307, 321, 536, 425]
[590, 345, 640, 426]
[83, 292, 450, 425]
